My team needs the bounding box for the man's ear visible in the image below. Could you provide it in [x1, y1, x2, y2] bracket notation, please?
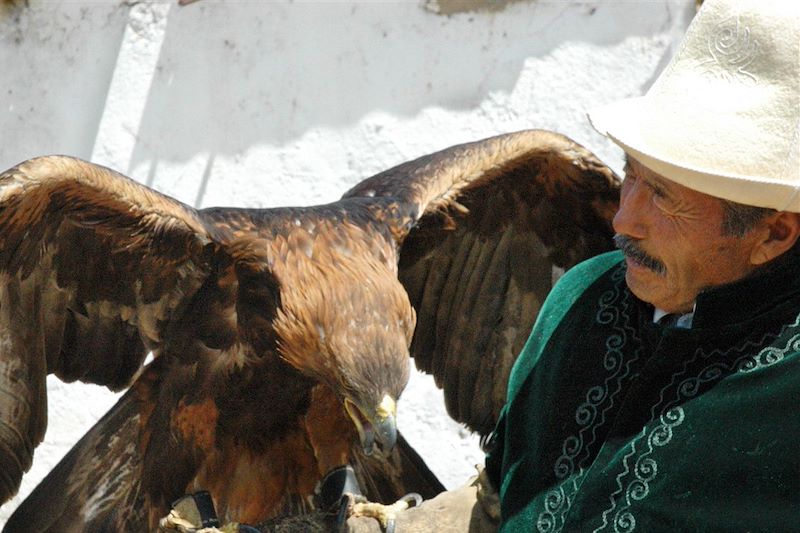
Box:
[750, 212, 800, 265]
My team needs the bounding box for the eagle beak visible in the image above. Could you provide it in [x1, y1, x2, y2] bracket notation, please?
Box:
[345, 394, 397, 457]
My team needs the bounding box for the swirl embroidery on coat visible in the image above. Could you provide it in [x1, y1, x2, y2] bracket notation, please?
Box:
[663, 310, 800, 413]
[595, 407, 685, 533]
[536, 265, 641, 533]
[738, 312, 800, 372]
[595, 310, 800, 532]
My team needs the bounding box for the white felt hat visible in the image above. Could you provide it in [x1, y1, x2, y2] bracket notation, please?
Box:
[590, 0, 800, 212]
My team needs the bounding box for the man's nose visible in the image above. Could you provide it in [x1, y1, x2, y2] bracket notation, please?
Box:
[612, 177, 648, 239]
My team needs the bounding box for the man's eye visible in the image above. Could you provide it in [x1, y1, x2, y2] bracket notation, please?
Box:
[645, 181, 666, 199]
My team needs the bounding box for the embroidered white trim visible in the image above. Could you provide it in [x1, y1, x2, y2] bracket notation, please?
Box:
[595, 407, 685, 533]
[536, 265, 641, 533]
[738, 312, 800, 372]
[594, 309, 800, 532]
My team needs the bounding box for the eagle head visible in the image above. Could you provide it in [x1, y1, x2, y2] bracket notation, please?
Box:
[322, 294, 413, 458]
[269, 228, 415, 457]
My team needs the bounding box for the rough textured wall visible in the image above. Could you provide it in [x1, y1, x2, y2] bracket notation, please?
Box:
[0, 0, 694, 525]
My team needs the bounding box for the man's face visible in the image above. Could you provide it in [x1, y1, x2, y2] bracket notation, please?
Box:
[613, 157, 762, 314]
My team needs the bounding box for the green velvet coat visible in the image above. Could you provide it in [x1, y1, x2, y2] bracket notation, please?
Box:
[485, 250, 800, 532]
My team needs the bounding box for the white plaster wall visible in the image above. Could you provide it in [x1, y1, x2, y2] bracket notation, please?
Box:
[0, 0, 694, 525]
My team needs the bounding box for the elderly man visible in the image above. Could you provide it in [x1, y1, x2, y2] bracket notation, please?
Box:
[485, 0, 800, 531]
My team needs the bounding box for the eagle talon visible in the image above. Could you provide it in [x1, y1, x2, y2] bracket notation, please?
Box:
[349, 492, 424, 532]
[398, 492, 423, 508]
[158, 509, 240, 533]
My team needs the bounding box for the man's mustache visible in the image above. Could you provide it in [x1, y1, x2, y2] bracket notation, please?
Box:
[613, 234, 667, 276]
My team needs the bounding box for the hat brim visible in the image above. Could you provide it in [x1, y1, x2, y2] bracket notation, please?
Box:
[589, 97, 800, 212]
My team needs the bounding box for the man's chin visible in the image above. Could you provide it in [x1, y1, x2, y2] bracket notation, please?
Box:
[624, 268, 663, 305]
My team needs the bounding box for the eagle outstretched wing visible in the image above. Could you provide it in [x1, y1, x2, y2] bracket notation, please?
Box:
[0, 156, 218, 505]
[345, 130, 619, 435]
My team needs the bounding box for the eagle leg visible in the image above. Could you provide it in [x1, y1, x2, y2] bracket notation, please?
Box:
[158, 491, 257, 533]
[316, 464, 364, 530]
[317, 464, 425, 532]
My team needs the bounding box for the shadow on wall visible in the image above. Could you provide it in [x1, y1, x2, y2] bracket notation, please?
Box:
[127, 1, 680, 162]
[0, 1, 691, 173]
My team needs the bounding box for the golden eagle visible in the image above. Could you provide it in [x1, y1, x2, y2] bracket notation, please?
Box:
[0, 130, 618, 530]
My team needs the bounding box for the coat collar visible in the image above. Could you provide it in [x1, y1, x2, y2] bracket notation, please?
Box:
[686, 246, 800, 329]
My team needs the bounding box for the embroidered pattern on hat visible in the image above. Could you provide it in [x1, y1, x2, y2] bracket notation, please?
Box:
[703, 15, 760, 82]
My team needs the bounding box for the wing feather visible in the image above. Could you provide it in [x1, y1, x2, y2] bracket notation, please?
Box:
[408, 234, 453, 379]
[0, 156, 218, 503]
[452, 228, 513, 424]
[3, 368, 152, 533]
[347, 130, 619, 435]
